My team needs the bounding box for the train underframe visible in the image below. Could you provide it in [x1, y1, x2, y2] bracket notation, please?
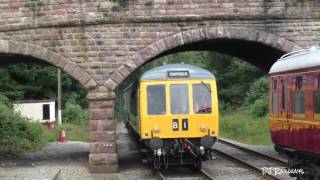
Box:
[275, 144, 320, 180]
[126, 122, 216, 170]
[143, 138, 215, 170]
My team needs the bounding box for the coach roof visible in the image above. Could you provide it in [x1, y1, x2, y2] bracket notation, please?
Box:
[140, 64, 215, 81]
[269, 47, 320, 74]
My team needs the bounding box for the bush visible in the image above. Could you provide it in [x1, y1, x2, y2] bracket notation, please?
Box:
[0, 102, 47, 156]
[249, 94, 269, 117]
[245, 77, 269, 105]
[243, 77, 269, 117]
[63, 100, 88, 125]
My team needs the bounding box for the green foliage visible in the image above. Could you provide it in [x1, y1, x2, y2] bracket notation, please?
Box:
[0, 93, 11, 107]
[0, 63, 87, 108]
[46, 124, 90, 142]
[220, 110, 272, 146]
[245, 77, 269, 105]
[0, 101, 47, 156]
[244, 77, 269, 117]
[249, 94, 269, 117]
[63, 97, 88, 126]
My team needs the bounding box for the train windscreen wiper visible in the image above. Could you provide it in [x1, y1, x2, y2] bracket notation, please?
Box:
[201, 81, 212, 93]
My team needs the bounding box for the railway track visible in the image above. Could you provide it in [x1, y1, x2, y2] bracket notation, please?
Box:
[214, 138, 292, 180]
[218, 138, 287, 166]
[156, 168, 215, 180]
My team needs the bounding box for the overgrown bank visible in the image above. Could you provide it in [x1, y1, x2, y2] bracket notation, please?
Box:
[220, 110, 272, 146]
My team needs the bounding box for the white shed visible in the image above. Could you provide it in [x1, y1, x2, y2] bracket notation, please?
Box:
[13, 100, 56, 123]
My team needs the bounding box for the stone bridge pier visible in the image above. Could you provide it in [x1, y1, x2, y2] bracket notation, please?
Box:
[86, 90, 118, 173]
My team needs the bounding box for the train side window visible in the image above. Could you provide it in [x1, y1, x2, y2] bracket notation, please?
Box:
[314, 75, 320, 114]
[292, 76, 305, 114]
[193, 84, 212, 114]
[272, 78, 278, 116]
[170, 84, 189, 114]
[147, 85, 166, 115]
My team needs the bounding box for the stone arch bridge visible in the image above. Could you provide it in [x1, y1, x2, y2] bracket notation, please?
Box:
[0, 0, 319, 173]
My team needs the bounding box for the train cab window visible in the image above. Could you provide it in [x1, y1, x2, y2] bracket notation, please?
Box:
[193, 84, 212, 114]
[292, 76, 305, 114]
[272, 78, 278, 116]
[147, 85, 166, 115]
[170, 84, 189, 114]
[314, 75, 320, 114]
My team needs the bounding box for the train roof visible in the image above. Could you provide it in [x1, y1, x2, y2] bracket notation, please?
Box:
[140, 64, 215, 81]
[269, 46, 320, 74]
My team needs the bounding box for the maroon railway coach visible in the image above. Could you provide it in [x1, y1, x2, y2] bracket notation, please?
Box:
[269, 46, 320, 179]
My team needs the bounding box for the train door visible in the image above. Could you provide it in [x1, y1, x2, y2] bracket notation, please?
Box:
[270, 76, 289, 146]
[313, 74, 320, 152]
[279, 77, 290, 146]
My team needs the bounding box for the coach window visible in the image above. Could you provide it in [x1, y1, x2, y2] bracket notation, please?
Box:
[170, 84, 189, 114]
[292, 76, 305, 114]
[193, 84, 212, 114]
[314, 75, 320, 114]
[147, 85, 166, 115]
[272, 78, 278, 116]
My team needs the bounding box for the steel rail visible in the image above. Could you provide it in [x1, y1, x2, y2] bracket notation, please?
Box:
[218, 138, 287, 166]
[213, 149, 282, 180]
[156, 170, 166, 180]
[200, 168, 216, 180]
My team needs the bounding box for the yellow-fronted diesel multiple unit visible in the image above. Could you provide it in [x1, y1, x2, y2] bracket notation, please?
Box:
[123, 64, 219, 169]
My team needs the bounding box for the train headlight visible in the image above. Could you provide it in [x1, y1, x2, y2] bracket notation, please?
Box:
[149, 137, 163, 150]
[153, 126, 161, 133]
[200, 125, 207, 132]
[200, 135, 217, 150]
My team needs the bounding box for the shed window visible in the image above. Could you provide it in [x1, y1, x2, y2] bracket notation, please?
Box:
[170, 84, 189, 114]
[147, 85, 166, 115]
[43, 104, 50, 120]
[272, 79, 278, 116]
[193, 84, 212, 114]
[292, 76, 305, 114]
[314, 75, 320, 114]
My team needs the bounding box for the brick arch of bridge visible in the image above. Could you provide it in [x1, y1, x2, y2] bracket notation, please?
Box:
[106, 26, 301, 90]
[0, 40, 97, 89]
[90, 26, 302, 174]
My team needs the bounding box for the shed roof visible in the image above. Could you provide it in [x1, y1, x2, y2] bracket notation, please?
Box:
[140, 64, 215, 81]
[269, 47, 320, 74]
[13, 99, 56, 104]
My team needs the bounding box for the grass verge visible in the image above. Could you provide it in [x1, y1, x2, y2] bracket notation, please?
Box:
[219, 110, 273, 146]
[46, 123, 90, 142]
